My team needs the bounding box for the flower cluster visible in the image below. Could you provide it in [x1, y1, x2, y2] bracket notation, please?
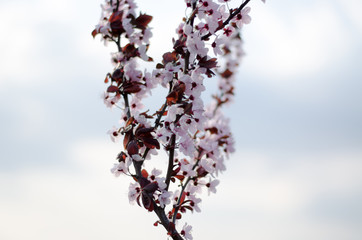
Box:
[93, 0, 264, 239]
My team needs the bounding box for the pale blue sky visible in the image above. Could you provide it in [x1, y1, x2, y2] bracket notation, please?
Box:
[0, 0, 361, 239]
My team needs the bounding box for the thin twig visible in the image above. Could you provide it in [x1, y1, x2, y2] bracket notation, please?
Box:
[172, 157, 201, 224]
[201, 0, 251, 40]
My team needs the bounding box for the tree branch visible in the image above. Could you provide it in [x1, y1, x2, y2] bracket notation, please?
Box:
[165, 134, 176, 191]
[153, 204, 184, 240]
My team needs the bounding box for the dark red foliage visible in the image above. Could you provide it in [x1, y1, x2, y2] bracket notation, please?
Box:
[112, 68, 124, 82]
[198, 56, 217, 69]
[141, 169, 149, 178]
[196, 166, 208, 178]
[132, 14, 153, 30]
[198, 56, 217, 77]
[221, 69, 233, 79]
[109, 11, 126, 36]
[127, 139, 139, 155]
[122, 43, 139, 60]
[135, 177, 159, 212]
[173, 37, 186, 55]
[91, 29, 98, 38]
[143, 181, 158, 193]
[117, 151, 127, 162]
[166, 82, 185, 105]
[134, 125, 160, 149]
[122, 81, 142, 94]
[107, 85, 119, 93]
[162, 52, 178, 65]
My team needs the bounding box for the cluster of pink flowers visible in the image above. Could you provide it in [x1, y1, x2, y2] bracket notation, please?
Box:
[93, 0, 264, 239]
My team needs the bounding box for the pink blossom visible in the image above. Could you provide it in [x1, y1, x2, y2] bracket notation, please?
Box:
[199, 158, 214, 174]
[162, 62, 181, 84]
[179, 135, 197, 159]
[206, 179, 220, 195]
[107, 126, 121, 142]
[180, 158, 197, 177]
[129, 97, 144, 113]
[110, 157, 132, 177]
[102, 91, 121, 109]
[128, 182, 141, 204]
[186, 34, 209, 60]
[211, 36, 226, 56]
[158, 190, 171, 208]
[181, 223, 193, 240]
[233, 7, 252, 28]
[188, 193, 202, 212]
[223, 26, 234, 37]
[165, 104, 183, 122]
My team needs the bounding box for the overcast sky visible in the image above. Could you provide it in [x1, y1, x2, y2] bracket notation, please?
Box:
[0, 0, 361, 239]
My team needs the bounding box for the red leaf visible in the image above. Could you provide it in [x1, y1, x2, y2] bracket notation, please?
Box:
[138, 176, 150, 188]
[172, 166, 181, 176]
[179, 192, 187, 205]
[143, 182, 158, 193]
[123, 131, 132, 149]
[112, 68, 124, 82]
[198, 56, 217, 69]
[141, 169, 149, 178]
[142, 137, 160, 149]
[135, 126, 154, 136]
[166, 91, 178, 105]
[109, 11, 125, 36]
[173, 38, 186, 54]
[162, 52, 178, 65]
[122, 43, 138, 59]
[174, 175, 185, 181]
[166, 82, 185, 105]
[91, 29, 98, 38]
[107, 85, 119, 93]
[127, 140, 139, 155]
[196, 166, 208, 178]
[104, 75, 109, 83]
[122, 82, 142, 94]
[133, 14, 153, 30]
[142, 194, 154, 212]
[221, 69, 233, 79]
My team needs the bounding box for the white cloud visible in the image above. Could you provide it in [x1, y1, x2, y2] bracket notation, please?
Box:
[338, 0, 362, 36]
[1, 138, 361, 239]
[0, 0, 99, 87]
[244, 2, 354, 79]
[190, 150, 362, 240]
[0, 138, 166, 240]
[220, 150, 362, 212]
